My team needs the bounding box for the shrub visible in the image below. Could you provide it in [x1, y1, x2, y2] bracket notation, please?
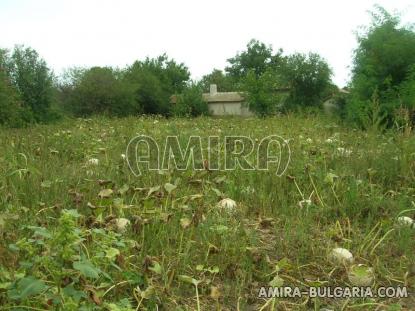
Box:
[6, 45, 56, 123]
[200, 69, 235, 92]
[65, 67, 138, 117]
[125, 55, 190, 116]
[241, 69, 283, 116]
[0, 68, 27, 127]
[347, 6, 415, 128]
[173, 83, 209, 117]
[279, 52, 333, 109]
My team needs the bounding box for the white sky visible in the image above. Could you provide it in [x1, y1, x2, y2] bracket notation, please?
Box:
[1, 0, 414, 87]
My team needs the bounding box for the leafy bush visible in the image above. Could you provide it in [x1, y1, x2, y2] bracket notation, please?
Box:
[200, 69, 235, 92]
[125, 55, 190, 116]
[6, 46, 56, 123]
[347, 6, 415, 128]
[280, 53, 333, 109]
[241, 69, 283, 116]
[225, 39, 282, 81]
[173, 82, 209, 117]
[225, 40, 332, 115]
[65, 67, 138, 117]
[0, 67, 27, 127]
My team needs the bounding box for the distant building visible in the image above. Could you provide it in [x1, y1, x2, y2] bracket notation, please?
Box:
[171, 84, 253, 116]
[204, 84, 253, 116]
[171, 84, 293, 116]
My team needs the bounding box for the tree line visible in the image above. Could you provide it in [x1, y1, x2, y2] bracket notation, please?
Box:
[1, 6, 414, 129]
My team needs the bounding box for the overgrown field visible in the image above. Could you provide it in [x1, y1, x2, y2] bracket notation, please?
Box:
[0, 115, 414, 310]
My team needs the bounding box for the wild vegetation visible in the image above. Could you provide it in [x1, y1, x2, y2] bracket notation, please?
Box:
[1, 7, 413, 128]
[0, 115, 414, 310]
[0, 5, 415, 311]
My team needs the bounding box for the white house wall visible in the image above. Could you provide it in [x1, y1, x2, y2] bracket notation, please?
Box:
[208, 102, 254, 116]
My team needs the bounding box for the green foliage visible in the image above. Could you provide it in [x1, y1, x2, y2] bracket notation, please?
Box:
[7, 45, 56, 123]
[58, 54, 190, 118]
[280, 52, 333, 109]
[241, 69, 283, 116]
[0, 62, 26, 127]
[8, 276, 47, 300]
[224, 40, 332, 114]
[125, 54, 190, 115]
[399, 66, 415, 110]
[1, 47, 56, 127]
[1, 116, 415, 308]
[225, 39, 282, 81]
[348, 5, 415, 128]
[65, 67, 138, 117]
[200, 69, 235, 92]
[173, 82, 209, 117]
[73, 260, 101, 279]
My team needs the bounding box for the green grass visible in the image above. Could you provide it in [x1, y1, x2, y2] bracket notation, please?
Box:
[0, 115, 414, 310]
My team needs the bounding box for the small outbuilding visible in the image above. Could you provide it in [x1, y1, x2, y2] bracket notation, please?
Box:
[171, 84, 253, 116]
[202, 84, 253, 116]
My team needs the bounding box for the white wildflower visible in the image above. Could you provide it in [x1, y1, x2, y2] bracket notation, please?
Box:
[396, 216, 414, 228]
[218, 198, 237, 213]
[336, 147, 352, 157]
[87, 158, 99, 165]
[114, 218, 130, 233]
[298, 199, 312, 208]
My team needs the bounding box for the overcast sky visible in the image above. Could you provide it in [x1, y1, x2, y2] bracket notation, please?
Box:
[1, 0, 414, 87]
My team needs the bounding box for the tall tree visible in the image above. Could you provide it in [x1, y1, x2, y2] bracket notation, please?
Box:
[200, 69, 235, 92]
[225, 39, 282, 81]
[65, 67, 137, 117]
[7, 45, 55, 122]
[348, 5, 415, 127]
[125, 54, 190, 115]
[280, 52, 333, 108]
[0, 49, 25, 126]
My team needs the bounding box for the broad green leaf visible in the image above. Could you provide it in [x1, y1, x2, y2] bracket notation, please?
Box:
[178, 275, 200, 286]
[269, 275, 284, 287]
[208, 266, 219, 274]
[164, 183, 177, 194]
[73, 260, 100, 279]
[149, 262, 162, 275]
[147, 186, 160, 197]
[105, 248, 120, 260]
[196, 264, 204, 271]
[62, 284, 87, 303]
[64, 209, 81, 218]
[324, 172, 338, 185]
[9, 276, 47, 300]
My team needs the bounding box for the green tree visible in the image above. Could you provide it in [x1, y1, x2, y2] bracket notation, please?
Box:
[0, 48, 31, 127]
[280, 52, 332, 109]
[125, 54, 190, 115]
[173, 82, 209, 117]
[241, 69, 283, 116]
[200, 69, 235, 92]
[348, 6, 415, 127]
[7, 45, 55, 122]
[66, 67, 137, 117]
[225, 39, 283, 81]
